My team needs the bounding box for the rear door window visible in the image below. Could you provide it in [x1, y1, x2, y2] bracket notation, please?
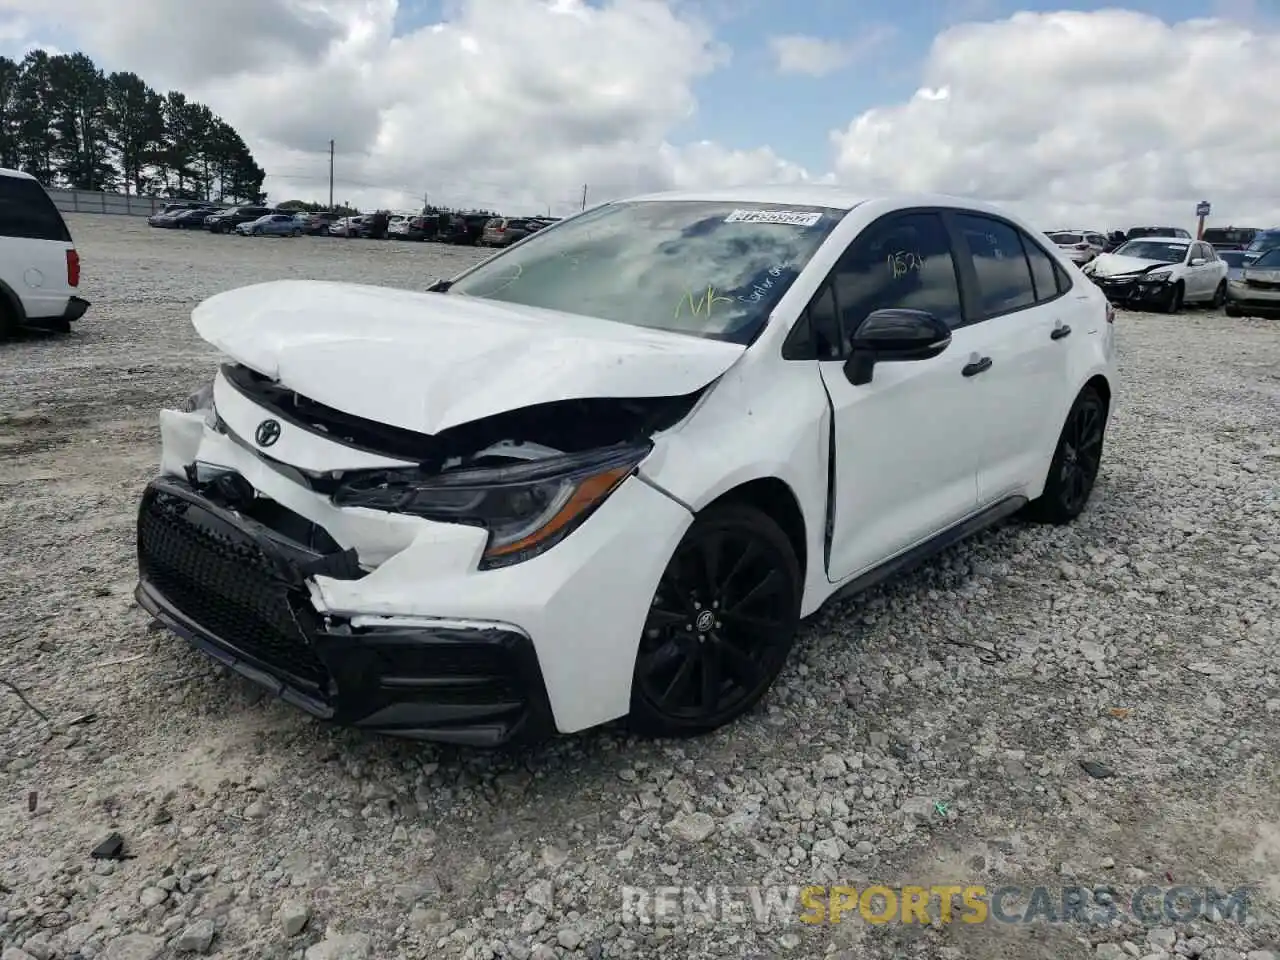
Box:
[955, 214, 1037, 316]
[0, 175, 72, 242]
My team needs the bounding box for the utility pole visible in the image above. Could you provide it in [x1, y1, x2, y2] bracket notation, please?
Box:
[328, 140, 335, 210]
[581, 184, 587, 211]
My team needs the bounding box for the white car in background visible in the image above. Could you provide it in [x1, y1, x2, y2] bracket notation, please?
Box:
[136, 187, 1116, 747]
[1082, 236, 1228, 312]
[0, 166, 89, 336]
[1046, 230, 1106, 265]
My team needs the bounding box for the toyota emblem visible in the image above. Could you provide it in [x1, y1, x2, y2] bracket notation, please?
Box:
[254, 419, 282, 447]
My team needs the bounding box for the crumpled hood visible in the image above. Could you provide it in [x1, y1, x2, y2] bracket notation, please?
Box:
[191, 280, 746, 435]
[1089, 253, 1175, 277]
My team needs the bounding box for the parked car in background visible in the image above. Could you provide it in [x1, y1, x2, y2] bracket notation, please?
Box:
[205, 205, 277, 234]
[1083, 237, 1227, 312]
[141, 188, 1116, 745]
[330, 216, 364, 237]
[147, 209, 191, 228]
[298, 211, 341, 235]
[1103, 231, 1127, 253]
[1226, 247, 1280, 317]
[440, 213, 489, 245]
[1201, 226, 1259, 251]
[157, 201, 217, 217]
[236, 214, 304, 237]
[1124, 225, 1191, 241]
[480, 217, 541, 247]
[1243, 227, 1280, 263]
[171, 208, 216, 230]
[1217, 249, 1249, 285]
[0, 167, 88, 336]
[1046, 230, 1106, 265]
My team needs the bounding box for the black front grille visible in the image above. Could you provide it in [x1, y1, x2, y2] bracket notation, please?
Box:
[138, 487, 329, 690]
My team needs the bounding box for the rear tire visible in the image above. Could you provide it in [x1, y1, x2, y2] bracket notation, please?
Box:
[1212, 280, 1227, 309]
[0, 298, 19, 338]
[627, 503, 802, 738]
[1023, 385, 1108, 525]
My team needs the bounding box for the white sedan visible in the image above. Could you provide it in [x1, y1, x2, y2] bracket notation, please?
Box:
[136, 187, 1116, 747]
[1082, 236, 1228, 312]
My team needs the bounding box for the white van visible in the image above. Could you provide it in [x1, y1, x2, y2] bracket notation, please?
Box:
[0, 167, 89, 336]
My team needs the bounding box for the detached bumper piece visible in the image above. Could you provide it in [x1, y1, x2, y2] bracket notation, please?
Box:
[135, 475, 555, 747]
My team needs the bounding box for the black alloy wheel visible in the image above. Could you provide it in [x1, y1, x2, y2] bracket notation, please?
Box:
[1024, 385, 1107, 525]
[628, 504, 801, 737]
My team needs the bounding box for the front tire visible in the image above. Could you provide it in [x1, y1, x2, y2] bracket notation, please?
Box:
[1225, 304, 1242, 317]
[627, 503, 802, 738]
[1024, 385, 1107, 525]
[1164, 282, 1184, 314]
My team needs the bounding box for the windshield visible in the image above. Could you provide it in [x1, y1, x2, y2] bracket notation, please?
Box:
[1218, 250, 1247, 268]
[447, 200, 844, 343]
[1114, 240, 1188, 263]
[1049, 233, 1084, 244]
[1251, 248, 1280, 268]
[1246, 230, 1280, 254]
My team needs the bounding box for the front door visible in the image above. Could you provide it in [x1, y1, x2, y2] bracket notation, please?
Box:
[817, 211, 984, 583]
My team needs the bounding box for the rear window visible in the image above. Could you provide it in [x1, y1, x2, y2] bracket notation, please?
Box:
[0, 175, 72, 242]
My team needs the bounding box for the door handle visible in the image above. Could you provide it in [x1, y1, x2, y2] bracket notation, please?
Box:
[962, 356, 992, 377]
[1050, 323, 1072, 340]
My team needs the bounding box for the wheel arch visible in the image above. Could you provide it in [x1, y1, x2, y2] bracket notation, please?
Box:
[0, 277, 27, 333]
[696, 476, 808, 583]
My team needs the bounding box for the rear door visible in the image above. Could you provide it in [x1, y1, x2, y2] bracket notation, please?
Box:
[946, 212, 1080, 504]
[0, 173, 74, 320]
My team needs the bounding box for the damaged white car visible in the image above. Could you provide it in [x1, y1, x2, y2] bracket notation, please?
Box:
[136, 188, 1117, 746]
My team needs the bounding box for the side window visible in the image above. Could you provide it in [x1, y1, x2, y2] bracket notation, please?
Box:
[808, 285, 841, 359]
[955, 214, 1036, 316]
[1020, 231, 1060, 303]
[828, 212, 964, 340]
[0, 176, 72, 242]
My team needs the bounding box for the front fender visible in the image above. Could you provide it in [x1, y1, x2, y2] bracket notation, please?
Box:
[639, 355, 833, 616]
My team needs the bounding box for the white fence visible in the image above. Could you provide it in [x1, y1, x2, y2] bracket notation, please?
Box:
[46, 188, 228, 218]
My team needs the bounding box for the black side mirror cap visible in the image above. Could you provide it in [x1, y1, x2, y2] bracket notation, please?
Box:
[843, 309, 953, 386]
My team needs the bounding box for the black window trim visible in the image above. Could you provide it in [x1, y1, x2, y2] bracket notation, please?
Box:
[944, 210, 1071, 323]
[782, 205, 969, 361]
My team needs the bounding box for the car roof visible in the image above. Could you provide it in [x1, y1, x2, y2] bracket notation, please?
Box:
[0, 166, 37, 181]
[618, 185, 1037, 222]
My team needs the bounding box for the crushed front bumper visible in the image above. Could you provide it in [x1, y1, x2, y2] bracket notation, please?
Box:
[135, 475, 555, 747]
[1089, 274, 1174, 308]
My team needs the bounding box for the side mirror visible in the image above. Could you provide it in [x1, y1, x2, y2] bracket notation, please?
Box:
[843, 309, 952, 386]
[1189, 258, 1206, 267]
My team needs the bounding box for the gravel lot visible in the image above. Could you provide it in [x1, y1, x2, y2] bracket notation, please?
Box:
[1, 214, 1278, 960]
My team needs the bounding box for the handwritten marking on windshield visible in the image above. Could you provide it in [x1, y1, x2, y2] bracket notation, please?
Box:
[888, 251, 925, 278]
[675, 286, 734, 320]
[737, 265, 786, 304]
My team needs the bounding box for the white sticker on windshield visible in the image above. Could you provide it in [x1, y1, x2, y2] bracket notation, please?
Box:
[724, 209, 822, 227]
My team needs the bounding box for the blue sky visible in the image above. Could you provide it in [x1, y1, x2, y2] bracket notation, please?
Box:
[389, 0, 1276, 174]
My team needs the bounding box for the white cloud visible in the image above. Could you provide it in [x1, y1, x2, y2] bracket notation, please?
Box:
[769, 27, 896, 77]
[830, 9, 1280, 231]
[4, 2, 1280, 232]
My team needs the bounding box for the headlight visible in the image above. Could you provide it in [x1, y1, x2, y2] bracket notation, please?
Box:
[1142, 271, 1171, 283]
[180, 381, 214, 413]
[331, 442, 650, 569]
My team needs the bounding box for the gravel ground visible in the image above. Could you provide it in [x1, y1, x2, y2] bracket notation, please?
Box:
[1, 214, 1279, 960]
